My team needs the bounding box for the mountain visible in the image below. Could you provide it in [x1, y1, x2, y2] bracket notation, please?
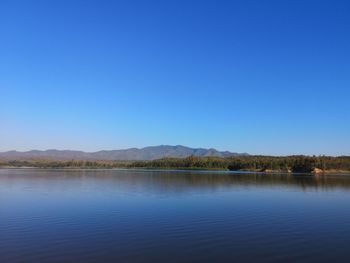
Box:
[0, 145, 248, 161]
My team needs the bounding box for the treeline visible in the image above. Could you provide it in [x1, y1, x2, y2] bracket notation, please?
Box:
[1, 155, 350, 173]
[0, 159, 133, 169]
[226, 155, 350, 173]
[130, 155, 350, 173]
[131, 156, 229, 169]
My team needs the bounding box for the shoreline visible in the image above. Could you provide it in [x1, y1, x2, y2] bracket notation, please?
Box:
[1, 166, 350, 176]
[1, 155, 350, 175]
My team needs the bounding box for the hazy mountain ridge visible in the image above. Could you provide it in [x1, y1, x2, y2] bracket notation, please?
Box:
[0, 145, 247, 161]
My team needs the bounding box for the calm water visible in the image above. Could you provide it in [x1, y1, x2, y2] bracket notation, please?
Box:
[1, 169, 350, 262]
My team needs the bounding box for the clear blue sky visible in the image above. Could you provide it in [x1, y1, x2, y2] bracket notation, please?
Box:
[1, 0, 349, 155]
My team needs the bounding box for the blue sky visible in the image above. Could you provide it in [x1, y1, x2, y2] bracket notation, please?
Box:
[1, 0, 349, 155]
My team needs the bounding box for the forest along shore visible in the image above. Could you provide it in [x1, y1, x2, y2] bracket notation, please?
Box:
[1, 156, 350, 174]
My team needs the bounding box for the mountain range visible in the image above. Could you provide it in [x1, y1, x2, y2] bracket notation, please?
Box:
[0, 145, 247, 161]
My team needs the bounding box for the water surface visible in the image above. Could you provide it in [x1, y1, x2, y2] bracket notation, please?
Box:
[1, 169, 350, 262]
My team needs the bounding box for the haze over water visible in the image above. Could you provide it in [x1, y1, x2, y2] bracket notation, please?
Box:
[1, 169, 350, 262]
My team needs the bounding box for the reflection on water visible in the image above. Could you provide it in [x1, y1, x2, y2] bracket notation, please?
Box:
[2, 168, 350, 191]
[1, 169, 350, 263]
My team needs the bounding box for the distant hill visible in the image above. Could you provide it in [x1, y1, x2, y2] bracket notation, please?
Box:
[0, 145, 248, 161]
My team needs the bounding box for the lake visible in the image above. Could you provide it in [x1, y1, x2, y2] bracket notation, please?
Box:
[1, 169, 350, 262]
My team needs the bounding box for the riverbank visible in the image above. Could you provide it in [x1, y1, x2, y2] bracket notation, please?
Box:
[1, 155, 350, 174]
[1, 166, 350, 176]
